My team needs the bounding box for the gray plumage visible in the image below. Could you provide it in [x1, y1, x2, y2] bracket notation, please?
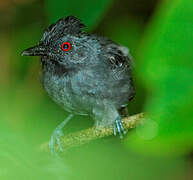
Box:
[22, 16, 135, 154]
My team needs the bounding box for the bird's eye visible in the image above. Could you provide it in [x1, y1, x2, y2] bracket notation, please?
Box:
[61, 42, 71, 51]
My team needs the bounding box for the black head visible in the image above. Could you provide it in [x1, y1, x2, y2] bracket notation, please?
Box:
[21, 16, 99, 68]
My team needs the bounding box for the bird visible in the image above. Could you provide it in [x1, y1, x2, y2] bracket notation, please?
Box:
[22, 16, 135, 154]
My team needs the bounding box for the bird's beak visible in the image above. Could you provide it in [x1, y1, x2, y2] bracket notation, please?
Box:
[21, 44, 47, 56]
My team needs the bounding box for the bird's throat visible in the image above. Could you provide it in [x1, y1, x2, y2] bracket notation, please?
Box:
[41, 57, 70, 77]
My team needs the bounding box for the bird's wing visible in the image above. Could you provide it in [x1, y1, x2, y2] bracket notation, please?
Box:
[97, 37, 135, 103]
[96, 36, 133, 70]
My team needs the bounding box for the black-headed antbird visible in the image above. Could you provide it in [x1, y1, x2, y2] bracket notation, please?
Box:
[22, 16, 135, 154]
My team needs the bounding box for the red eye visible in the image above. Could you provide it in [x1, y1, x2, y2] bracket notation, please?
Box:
[61, 42, 71, 51]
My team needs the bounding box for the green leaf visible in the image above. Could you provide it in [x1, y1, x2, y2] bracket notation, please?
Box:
[46, 0, 113, 29]
[127, 0, 193, 155]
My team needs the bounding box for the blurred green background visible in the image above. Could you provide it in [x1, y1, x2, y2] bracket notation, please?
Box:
[0, 0, 193, 179]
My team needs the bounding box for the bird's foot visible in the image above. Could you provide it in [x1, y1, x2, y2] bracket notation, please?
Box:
[49, 127, 64, 156]
[49, 114, 73, 156]
[113, 116, 127, 138]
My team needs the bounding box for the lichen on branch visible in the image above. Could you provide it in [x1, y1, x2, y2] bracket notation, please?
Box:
[40, 113, 144, 153]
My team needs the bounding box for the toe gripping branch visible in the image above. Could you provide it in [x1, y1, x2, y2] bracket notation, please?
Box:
[114, 116, 127, 138]
[49, 114, 74, 156]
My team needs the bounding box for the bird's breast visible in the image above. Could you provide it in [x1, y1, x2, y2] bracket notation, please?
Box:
[41, 70, 94, 115]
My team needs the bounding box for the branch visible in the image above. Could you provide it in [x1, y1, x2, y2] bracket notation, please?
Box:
[40, 113, 144, 153]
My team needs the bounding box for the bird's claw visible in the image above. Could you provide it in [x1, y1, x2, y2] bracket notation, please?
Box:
[49, 114, 73, 156]
[113, 116, 127, 138]
[49, 128, 64, 156]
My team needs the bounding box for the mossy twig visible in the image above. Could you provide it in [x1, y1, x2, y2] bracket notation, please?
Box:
[40, 113, 144, 153]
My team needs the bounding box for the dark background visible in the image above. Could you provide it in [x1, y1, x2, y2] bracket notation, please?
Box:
[0, 0, 193, 179]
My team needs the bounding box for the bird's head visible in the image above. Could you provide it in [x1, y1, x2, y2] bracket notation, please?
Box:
[22, 16, 99, 68]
